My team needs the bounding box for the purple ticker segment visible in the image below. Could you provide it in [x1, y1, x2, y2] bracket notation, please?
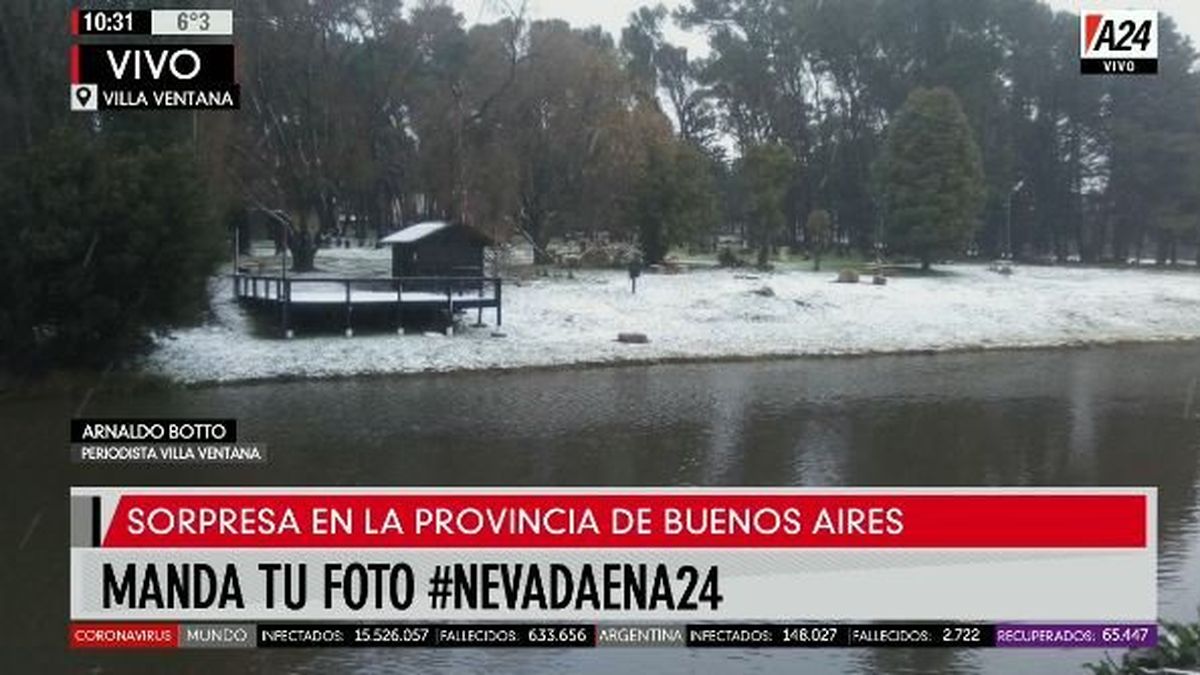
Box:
[994, 623, 1157, 648]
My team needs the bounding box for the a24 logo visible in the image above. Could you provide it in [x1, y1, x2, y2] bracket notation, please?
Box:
[1080, 10, 1158, 59]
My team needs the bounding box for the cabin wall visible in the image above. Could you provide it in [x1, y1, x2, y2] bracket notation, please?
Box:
[391, 246, 406, 277]
[390, 229, 485, 277]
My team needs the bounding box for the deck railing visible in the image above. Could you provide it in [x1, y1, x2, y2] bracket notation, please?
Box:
[232, 273, 502, 337]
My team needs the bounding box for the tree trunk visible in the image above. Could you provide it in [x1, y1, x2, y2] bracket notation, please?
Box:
[317, 195, 338, 242]
[273, 220, 286, 255]
[527, 218, 552, 265]
[288, 211, 318, 272]
[813, 252, 821, 272]
[1155, 234, 1168, 266]
[921, 257, 931, 272]
[289, 227, 317, 272]
[234, 214, 251, 255]
[1078, 211, 1096, 264]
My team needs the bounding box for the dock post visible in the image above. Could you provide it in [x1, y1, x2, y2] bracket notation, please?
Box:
[395, 279, 404, 334]
[476, 277, 483, 326]
[475, 277, 484, 326]
[281, 278, 291, 339]
[344, 281, 353, 337]
[233, 227, 240, 286]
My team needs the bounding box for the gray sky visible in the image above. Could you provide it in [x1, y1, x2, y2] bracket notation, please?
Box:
[452, 0, 1200, 56]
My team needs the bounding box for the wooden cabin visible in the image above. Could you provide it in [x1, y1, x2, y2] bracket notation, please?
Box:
[380, 221, 492, 278]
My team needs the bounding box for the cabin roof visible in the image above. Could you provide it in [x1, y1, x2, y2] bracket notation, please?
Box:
[380, 221, 453, 244]
[381, 221, 494, 246]
[380, 221, 494, 246]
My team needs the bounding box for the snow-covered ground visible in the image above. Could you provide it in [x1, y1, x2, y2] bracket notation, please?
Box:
[145, 247, 1200, 384]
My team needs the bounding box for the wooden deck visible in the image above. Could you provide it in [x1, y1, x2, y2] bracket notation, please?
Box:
[233, 274, 501, 337]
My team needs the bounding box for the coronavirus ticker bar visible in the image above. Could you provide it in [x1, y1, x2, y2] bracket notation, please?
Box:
[65, 621, 1161, 649]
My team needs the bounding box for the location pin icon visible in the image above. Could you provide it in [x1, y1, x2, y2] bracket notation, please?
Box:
[71, 84, 97, 111]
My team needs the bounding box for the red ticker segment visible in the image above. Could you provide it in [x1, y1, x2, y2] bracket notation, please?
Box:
[70, 622, 179, 649]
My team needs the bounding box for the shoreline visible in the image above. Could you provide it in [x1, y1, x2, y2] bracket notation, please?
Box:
[12, 333, 1200, 398]
[153, 334, 1200, 389]
[141, 256, 1200, 387]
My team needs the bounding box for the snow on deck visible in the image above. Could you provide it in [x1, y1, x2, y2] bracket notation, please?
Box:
[248, 282, 489, 304]
[288, 289, 449, 304]
[146, 252, 1200, 384]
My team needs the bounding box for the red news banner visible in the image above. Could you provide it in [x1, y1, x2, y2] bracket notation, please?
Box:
[69, 488, 1156, 623]
[98, 492, 1144, 548]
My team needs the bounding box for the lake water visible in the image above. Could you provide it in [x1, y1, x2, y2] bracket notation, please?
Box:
[4, 343, 1199, 673]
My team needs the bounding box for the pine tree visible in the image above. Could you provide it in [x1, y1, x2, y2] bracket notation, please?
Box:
[805, 209, 832, 271]
[740, 144, 794, 268]
[879, 87, 984, 270]
[631, 141, 718, 264]
[0, 129, 221, 370]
